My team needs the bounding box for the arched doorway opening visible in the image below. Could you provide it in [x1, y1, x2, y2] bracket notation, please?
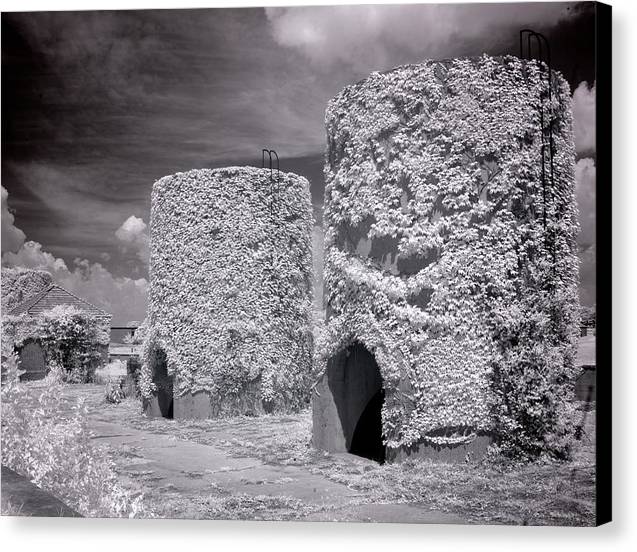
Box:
[327, 342, 385, 463]
[152, 348, 173, 418]
[18, 339, 47, 382]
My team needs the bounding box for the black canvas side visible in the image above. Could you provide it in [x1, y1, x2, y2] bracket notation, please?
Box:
[594, 0, 612, 528]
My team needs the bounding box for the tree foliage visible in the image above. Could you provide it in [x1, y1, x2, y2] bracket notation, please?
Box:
[1, 266, 52, 312]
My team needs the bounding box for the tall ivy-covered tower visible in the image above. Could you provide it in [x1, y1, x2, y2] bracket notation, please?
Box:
[313, 55, 580, 462]
[141, 167, 314, 419]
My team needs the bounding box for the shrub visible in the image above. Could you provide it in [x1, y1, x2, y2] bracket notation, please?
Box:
[1, 354, 145, 517]
[104, 378, 126, 404]
[580, 305, 596, 327]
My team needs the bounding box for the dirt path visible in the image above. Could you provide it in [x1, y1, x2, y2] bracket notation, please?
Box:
[88, 418, 463, 523]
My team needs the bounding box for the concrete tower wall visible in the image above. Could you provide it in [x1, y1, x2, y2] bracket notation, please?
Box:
[142, 167, 314, 419]
[314, 55, 579, 461]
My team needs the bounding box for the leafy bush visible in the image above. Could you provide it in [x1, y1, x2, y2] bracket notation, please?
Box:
[1, 354, 145, 517]
[580, 305, 596, 327]
[104, 378, 126, 404]
[489, 290, 580, 460]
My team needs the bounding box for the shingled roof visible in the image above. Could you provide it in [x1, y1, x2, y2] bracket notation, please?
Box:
[8, 284, 111, 319]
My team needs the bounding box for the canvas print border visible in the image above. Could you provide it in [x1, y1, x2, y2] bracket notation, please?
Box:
[1, 1, 611, 526]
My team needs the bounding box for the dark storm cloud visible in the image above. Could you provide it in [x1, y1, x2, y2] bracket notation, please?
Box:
[2, 3, 598, 319]
[2, 8, 330, 271]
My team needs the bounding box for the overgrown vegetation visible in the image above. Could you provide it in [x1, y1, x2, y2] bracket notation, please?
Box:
[3, 305, 109, 383]
[0, 267, 52, 312]
[1, 354, 145, 517]
[321, 55, 580, 459]
[141, 167, 314, 415]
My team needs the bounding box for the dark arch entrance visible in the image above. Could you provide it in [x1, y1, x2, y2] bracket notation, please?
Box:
[327, 342, 385, 463]
[152, 348, 173, 418]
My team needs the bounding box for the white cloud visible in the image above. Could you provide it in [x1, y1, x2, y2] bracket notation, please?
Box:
[2, 241, 148, 324]
[266, 3, 572, 71]
[1, 185, 26, 253]
[575, 157, 596, 246]
[2, 187, 147, 323]
[115, 215, 149, 265]
[572, 81, 596, 153]
[115, 215, 147, 243]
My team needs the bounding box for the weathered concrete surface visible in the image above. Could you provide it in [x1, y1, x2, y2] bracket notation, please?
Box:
[313, 344, 382, 455]
[575, 335, 596, 403]
[576, 335, 596, 366]
[1, 465, 81, 517]
[575, 366, 596, 402]
[174, 391, 214, 420]
[87, 419, 464, 524]
[313, 343, 491, 463]
[388, 435, 492, 463]
[304, 502, 460, 524]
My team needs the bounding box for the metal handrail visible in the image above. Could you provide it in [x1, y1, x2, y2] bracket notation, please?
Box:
[520, 29, 555, 235]
[261, 148, 280, 182]
[261, 148, 281, 315]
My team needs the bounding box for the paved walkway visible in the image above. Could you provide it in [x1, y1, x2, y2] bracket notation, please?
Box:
[88, 419, 462, 523]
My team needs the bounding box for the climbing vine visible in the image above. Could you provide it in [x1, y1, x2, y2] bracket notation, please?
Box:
[141, 167, 314, 416]
[320, 55, 579, 458]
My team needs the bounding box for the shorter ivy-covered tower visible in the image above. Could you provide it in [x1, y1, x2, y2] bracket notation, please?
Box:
[313, 55, 580, 462]
[141, 167, 314, 419]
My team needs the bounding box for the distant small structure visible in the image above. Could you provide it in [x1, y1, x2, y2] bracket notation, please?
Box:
[575, 327, 596, 403]
[108, 343, 142, 361]
[109, 326, 141, 361]
[9, 284, 109, 320]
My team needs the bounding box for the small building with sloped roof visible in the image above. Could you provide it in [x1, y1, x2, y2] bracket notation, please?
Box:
[9, 284, 111, 320]
[3, 283, 111, 381]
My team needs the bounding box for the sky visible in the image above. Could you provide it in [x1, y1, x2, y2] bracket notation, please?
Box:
[1, 2, 598, 323]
